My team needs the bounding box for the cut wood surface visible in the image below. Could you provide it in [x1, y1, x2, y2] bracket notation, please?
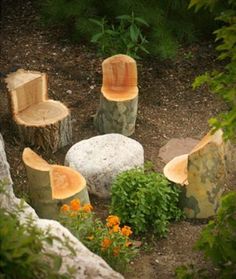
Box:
[95, 54, 138, 136]
[22, 147, 90, 219]
[163, 130, 227, 218]
[5, 69, 72, 152]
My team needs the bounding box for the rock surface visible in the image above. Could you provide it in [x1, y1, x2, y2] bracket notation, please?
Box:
[158, 137, 199, 164]
[0, 134, 123, 279]
[65, 134, 144, 198]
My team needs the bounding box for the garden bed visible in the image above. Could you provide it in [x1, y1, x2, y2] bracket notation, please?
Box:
[0, 1, 235, 278]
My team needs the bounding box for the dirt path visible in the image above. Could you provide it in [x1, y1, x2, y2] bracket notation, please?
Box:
[0, 1, 230, 278]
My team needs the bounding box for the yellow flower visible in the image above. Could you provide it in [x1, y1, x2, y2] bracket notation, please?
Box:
[101, 237, 112, 250]
[113, 246, 120, 256]
[60, 204, 70, 212]
[106, 215, 120, 228]
[82, 204, 93, 213]
[121, 225, 132, 237]
[70, 199, 80, 211]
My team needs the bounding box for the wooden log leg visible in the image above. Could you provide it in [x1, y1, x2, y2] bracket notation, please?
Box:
[180, 143, 226, 218]
[17, 114, 72, 153]
[94, 94, 138, 136]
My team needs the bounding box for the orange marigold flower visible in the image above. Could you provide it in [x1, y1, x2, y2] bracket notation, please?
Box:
[60, 204, 70, 212]
[82, 204, 93, 213]
[113, 246, 120, 256]
[101, 237, 112, 250]
[121, 225, 133, 237]
[106, 215, 120, 227]
[111, 224, 120, 233]
[70, 199, 80, 211]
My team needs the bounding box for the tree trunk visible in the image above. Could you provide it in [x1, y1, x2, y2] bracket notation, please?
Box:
[16, 111, 72, 153]
[94, 94, 138, 136]
[179, 139, 226, 218]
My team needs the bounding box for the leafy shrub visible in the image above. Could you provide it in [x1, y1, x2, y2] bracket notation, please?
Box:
[39, 0, 217, 59]
[0, 207, 72, 279]
[190, 0, 236, 140]
[90, 12, 149, 59]
[59, 199, 137, 272]
[175, 191, 236, 279]
[110, 164, 183, 237]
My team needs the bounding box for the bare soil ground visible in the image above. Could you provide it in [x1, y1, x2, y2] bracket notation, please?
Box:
[0, 1, 234, 278]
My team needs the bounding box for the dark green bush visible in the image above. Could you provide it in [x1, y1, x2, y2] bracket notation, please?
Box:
[39, 0, 217, 59]
[175, 191, 236, 279]
[0, 209, 73, 278]
[110, 164, 183, 237]
[190, 0, 236, 141]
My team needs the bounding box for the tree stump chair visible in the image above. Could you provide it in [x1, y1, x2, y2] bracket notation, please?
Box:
[5, 69, 72, 152]
[22, 147, 90, 219]
[94, 54, 138, 136]
[163, 129, 227, 219]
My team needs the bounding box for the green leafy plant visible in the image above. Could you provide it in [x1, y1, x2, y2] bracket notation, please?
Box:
[175, 191, 236, 279]
[39, 0, 217, 59]
[0, 210, 72, 279]
[59, 199, 137, 272]
[196, 191, 236, 278]
[190, 0, 236, 140]
[110, 163, 183, 237]
[90, 12, 149, 59]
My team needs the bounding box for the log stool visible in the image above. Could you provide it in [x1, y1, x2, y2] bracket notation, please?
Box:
[163, 129, 227, 218]
[94, 54, 138, 136]
[5, 69, 72, 152]
[22, 147, 90, 219]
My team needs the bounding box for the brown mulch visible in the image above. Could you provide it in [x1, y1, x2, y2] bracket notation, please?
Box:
[0, 1, 234, 278]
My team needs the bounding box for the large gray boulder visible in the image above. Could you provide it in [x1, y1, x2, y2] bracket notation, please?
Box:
[0, 134, 123, 279]
[65, 134, 144, 198]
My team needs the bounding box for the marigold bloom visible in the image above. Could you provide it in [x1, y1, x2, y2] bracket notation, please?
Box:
[70, 199, 80, 211]
[113, 246, 120, 256]
[82, 204, 93, 213]
[111, 224, 120, 233]
[106, 215, 120, 227]
[121, 225, 132, 237]
[101, 237, 112, 250]
[60, 204, 70, 212]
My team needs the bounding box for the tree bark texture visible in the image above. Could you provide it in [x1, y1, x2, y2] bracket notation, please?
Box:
[17, 113, 72, 153]
[179, 141, 226, 218]
[94, 94, 138, 136]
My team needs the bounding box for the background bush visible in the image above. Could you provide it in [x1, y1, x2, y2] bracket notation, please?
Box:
[38, 0, 218, 59]
[110, 164, 183, 237]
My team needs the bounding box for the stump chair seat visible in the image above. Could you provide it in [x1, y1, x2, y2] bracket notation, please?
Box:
[5, 69, 72, 152]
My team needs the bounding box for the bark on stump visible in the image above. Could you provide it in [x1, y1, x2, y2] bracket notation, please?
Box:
[164, 129, 227, 218]
[94, 54, 138, 136]
[5, 69, 72, 152]
[94, 94, 138, 136]
[23, 148, 90, 219]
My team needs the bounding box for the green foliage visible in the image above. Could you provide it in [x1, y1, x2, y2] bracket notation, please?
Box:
[59, 200, 137, 272]
[90, 12, 149, 59]
[195, 191, 236, 278]
[175, 191, 236, 279]
[190, 0, 236, 140]
[175, 264, 209, 279]
[110, 163, 183, 237]
[39, 0, 217, 59]
[0, 209, 71, 279]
